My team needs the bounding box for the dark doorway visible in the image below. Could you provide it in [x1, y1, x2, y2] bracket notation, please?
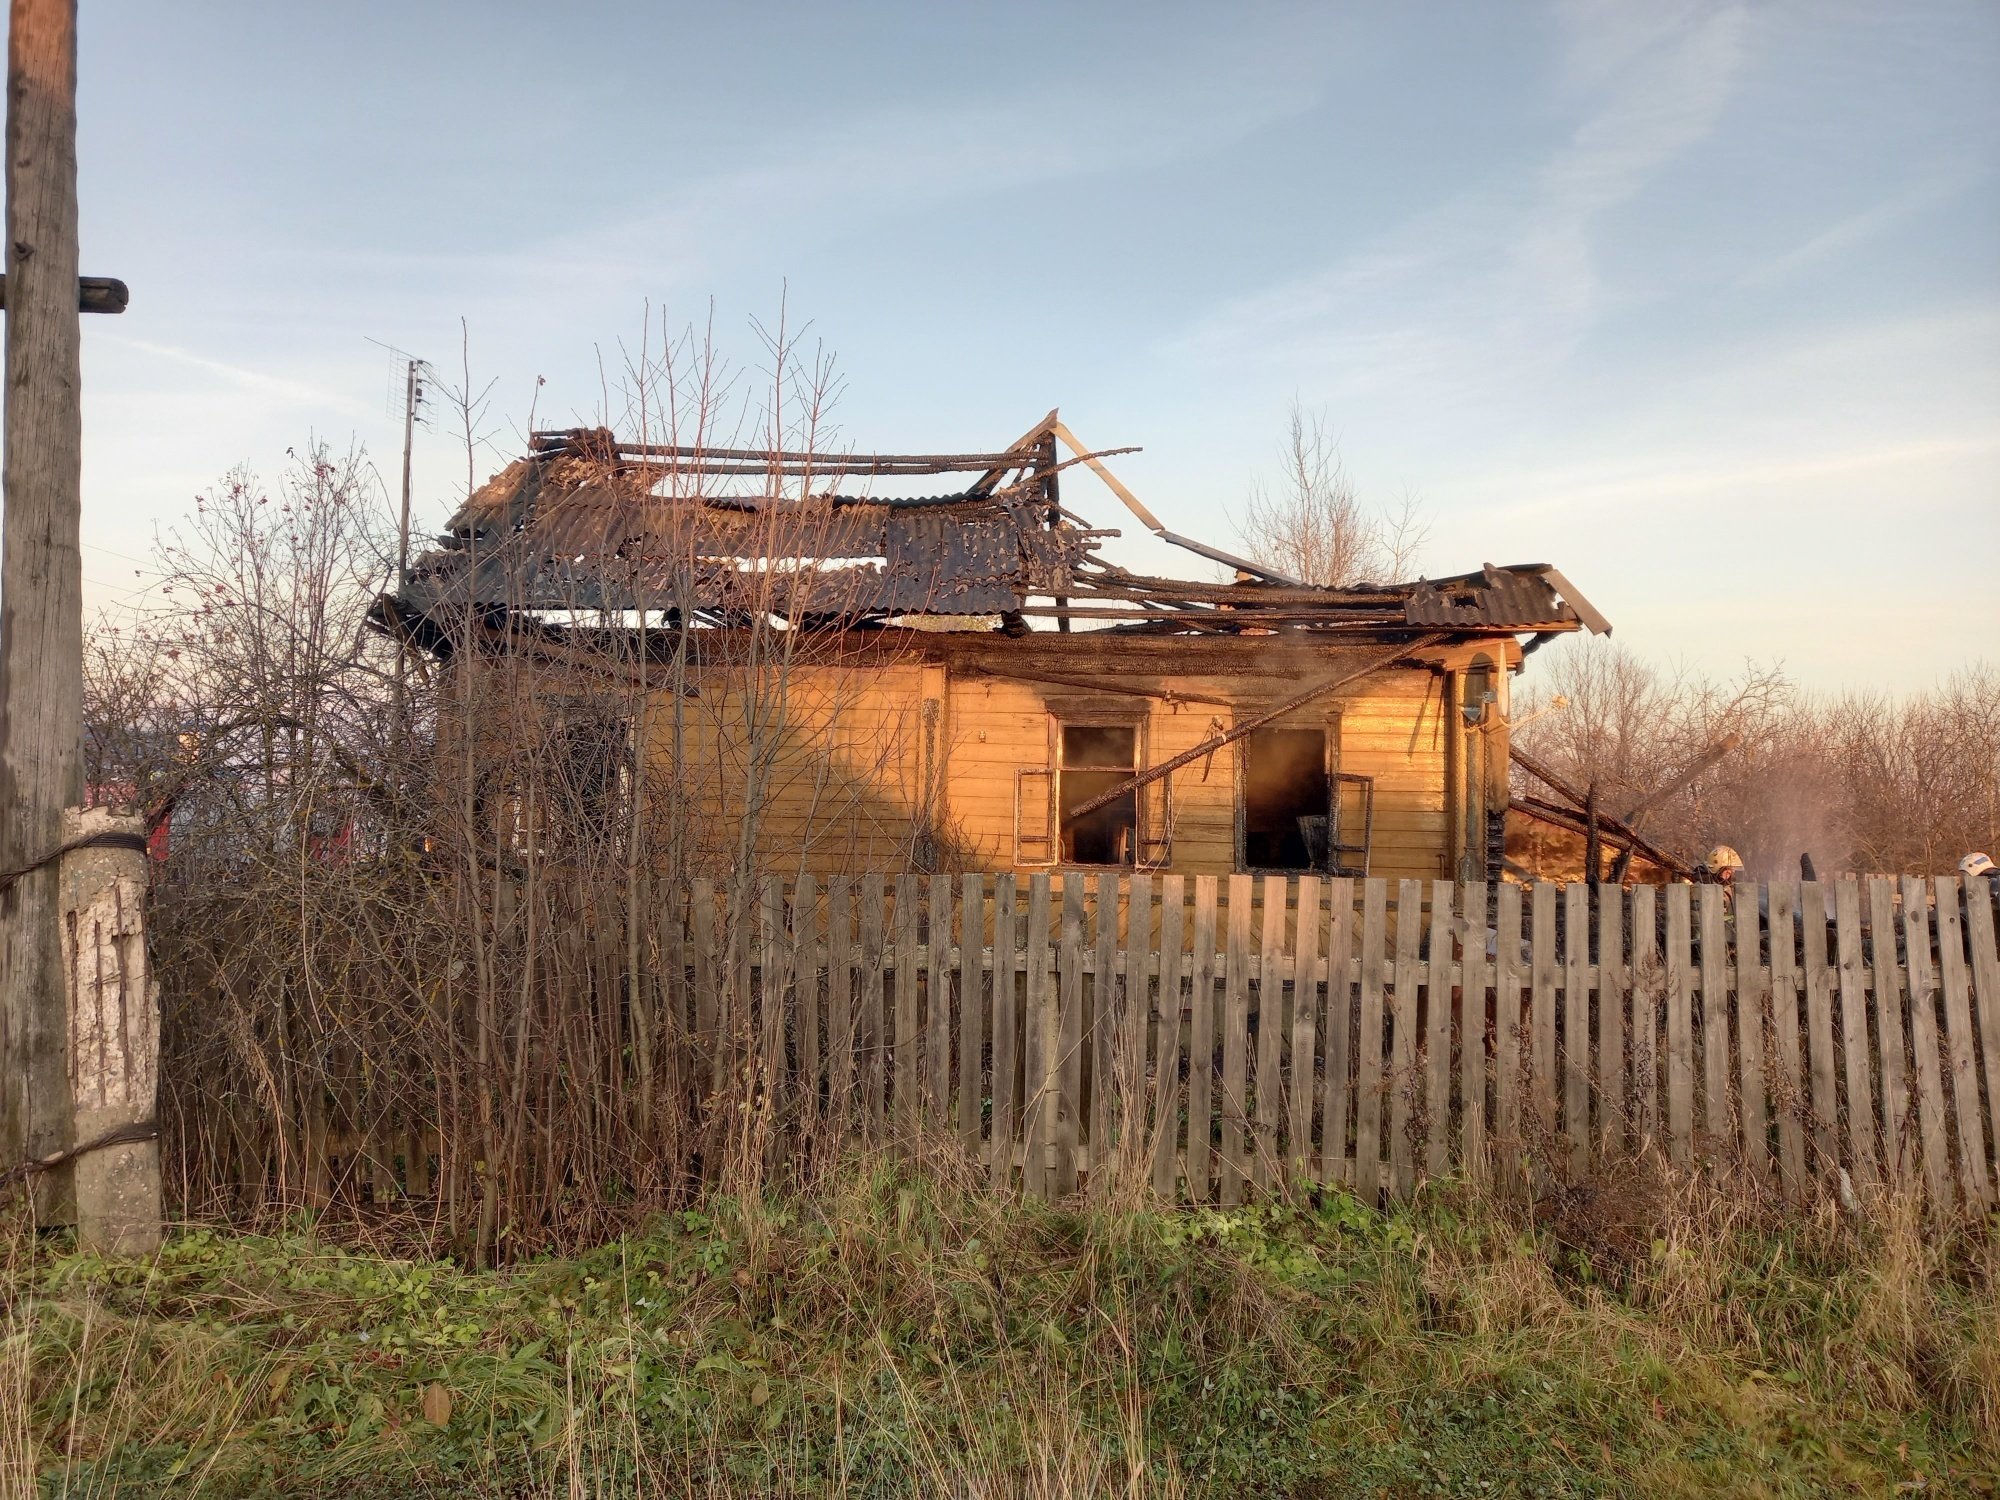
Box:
[1243, 727, 1330, 871]
[1058, 724, 1138, 866]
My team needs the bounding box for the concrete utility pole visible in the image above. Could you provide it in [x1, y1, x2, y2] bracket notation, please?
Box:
[0, 0, 144, 1248]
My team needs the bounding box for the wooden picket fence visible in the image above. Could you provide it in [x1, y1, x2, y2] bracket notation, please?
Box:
[671, 872, 2000, 1208]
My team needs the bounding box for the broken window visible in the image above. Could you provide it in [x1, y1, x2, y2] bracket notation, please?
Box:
[1241, 726, 1332, 871]
[1058, 723, 1138, 867]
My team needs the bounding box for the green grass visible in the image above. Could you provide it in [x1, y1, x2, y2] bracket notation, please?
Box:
[4, 1158, 1996, 1497]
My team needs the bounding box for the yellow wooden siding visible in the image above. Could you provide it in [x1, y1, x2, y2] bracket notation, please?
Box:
[641, 664, 939, 875]
[639, 652, 1468, 880]
[931, 667, 1456, 879]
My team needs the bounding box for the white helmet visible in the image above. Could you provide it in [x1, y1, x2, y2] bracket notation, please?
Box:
[1706, 844, 1744, 875]
[1961, 852, 1997, 880]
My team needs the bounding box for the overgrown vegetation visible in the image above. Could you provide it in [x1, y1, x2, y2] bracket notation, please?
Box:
[1511, 645, 1999, 880]
[5, 1157, 1995, 1498]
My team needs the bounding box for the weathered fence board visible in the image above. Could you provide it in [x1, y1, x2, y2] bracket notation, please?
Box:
[1834, 881, 1877, 1186]
[1152, 875, 1186, 1197]
[249, 874, 2000, 1217]
[1221, 875, 1253, 1204]
[1460, 881, 1490, 1176]
[1564, 882, 1590, 1176]
[1188, 876, 1218, 1202]
[1353, 877, 1389, 1204]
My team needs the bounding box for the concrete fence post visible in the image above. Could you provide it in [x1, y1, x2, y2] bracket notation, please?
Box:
[59, 805, 160, 1255]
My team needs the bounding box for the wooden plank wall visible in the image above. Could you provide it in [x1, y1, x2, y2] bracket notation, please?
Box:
[617, 873, 2000, 1207]
[643, 655, 1465, 882]
[325, 874, 2000, 1212]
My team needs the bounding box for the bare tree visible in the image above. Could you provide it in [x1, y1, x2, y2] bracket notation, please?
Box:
[1236, 401, 1429, 585]
[1512, 642, 1794, 871]
[1513, 643, 2000, 877]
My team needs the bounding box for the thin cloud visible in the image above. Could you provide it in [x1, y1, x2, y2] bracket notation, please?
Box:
[1739, 163, 1985, 286]
[98, 335, 373, 419]
[1164, 5, 1749, 396]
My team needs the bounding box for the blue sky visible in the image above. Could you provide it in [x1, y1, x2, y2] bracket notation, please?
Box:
[72, 0, 1999, 689]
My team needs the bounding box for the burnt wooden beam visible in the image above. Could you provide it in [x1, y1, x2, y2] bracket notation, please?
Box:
[957, 662, 1234, 708]
[1061, 634, 1450, 822]
[1619, 731, 1743, 824]
[1050, 417, 1305, 587]
[966, 409, 1058, 497]
[1015, 603, 1414, 626]
[1509, 745, 1691, 879]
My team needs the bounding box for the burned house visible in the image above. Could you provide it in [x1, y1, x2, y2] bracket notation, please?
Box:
[388, 414, 1609, 881]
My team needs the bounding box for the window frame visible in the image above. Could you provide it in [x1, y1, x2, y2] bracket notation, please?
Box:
[1013, 709, 1167, 870]
[1053, 718, 1144, 870]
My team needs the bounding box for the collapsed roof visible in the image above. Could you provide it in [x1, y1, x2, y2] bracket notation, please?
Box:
[392, 412, 1610, 645]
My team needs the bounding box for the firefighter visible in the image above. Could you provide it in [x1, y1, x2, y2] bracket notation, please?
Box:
[1961, 852, 1997, 886]
[1697, 844, 1744, 887]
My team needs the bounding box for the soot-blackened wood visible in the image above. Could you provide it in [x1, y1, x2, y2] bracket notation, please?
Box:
[1061, 637, 1447, 822]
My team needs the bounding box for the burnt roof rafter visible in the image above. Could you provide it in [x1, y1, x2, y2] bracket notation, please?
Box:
[387, 415, 1612, 649]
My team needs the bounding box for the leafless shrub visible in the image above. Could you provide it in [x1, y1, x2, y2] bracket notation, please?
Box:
[1236, 400, 1429, 585]
[1514, 642, 1998, 876]
[86, 307, 974, 1262]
